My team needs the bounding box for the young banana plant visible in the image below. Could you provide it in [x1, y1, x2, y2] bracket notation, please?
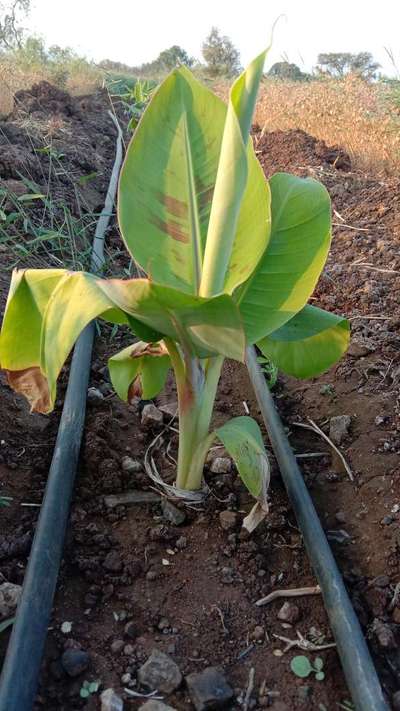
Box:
[0, 50, 349, 524]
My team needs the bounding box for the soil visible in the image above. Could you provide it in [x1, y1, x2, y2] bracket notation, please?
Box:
[0, 85, 399, 710]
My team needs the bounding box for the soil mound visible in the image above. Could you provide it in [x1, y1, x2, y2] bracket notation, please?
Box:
[253, 127, 352, 175]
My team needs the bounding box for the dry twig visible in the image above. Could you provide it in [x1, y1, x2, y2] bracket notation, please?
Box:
[255, 584, 321, 607]
[293, 417, 354, 482]
[273, 630, 336, 654]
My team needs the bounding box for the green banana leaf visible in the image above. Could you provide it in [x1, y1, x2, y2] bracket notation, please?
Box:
[118, 63, 270, 297]
[108, 341, 171, 401]
[0, 269, 245, 413]
[257, 304, 350, 378]
[237, 172, 332, 343]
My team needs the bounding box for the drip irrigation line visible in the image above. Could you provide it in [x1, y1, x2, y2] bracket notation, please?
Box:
[246, 345, 389, 711]
[0, 112, 124, 711]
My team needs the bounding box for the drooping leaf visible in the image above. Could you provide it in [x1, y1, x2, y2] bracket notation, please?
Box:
[109, 341, 170, 401]
[257, 305, 350, 378]
[118, 65, 270, 296]
[215, 416, 269, 500]
[0, 270, 245, 413]
[237, 173, 332, 343]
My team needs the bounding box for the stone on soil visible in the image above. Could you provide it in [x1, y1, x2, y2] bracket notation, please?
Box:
[161, 498, 186, 526]
[329, 415, 351, 445]
[141, 403, 163, 428]
[101, 688, 124, 711]
[277, 601, 300, 624]
[61, 648, 89, 677]
[0, 581, 22, 620]
[219, 510, 238, 531]
[372, 619, 396, 649]
[186, 666, 234, 710]
[138, 649, 182, 694]
[210, 457, 232, 474]
[121, 456, 143, 474]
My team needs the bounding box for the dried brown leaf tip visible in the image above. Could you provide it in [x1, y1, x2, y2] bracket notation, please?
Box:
[130, 342, 168, 359]
[6, 367, 51, 414]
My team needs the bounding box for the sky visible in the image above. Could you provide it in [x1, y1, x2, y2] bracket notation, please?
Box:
[24, 0, 400, 76]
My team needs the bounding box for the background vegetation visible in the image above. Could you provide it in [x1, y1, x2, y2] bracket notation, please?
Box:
[1, 0, 400, 174]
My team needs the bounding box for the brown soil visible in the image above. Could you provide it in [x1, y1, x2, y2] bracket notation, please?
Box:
[1, 86, 399, 710]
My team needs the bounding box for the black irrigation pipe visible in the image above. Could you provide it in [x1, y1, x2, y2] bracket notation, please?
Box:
[0, 112, 123, 711]
[246, 345, 389, 711]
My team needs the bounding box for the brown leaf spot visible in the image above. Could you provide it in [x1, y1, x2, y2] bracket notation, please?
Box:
[6, 367, 51, 414]
[129, 342, 168, 359]
[150, 214, 189, 244]
[155, 191, 188, 219]
[198, 186, 214, 212]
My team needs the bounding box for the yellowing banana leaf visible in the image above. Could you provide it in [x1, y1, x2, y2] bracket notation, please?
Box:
[0, 269, 245, 413]
[108, 341, 170, 401]
[238, 173, 332, 343]
[257, 304, 350, 378]
[118, 64, 270, 297]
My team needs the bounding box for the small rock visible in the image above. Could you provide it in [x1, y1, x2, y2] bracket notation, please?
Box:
[277, 602, 300, 624]
[329, 415, 351, 445]
[0, 582, 22, 620]
[161, 499, 186, 526]
[392, 607, 400, 624]
[111, 639, 124, 655]
[61, 649, 89, 677]
[121, 672, 132, 684]
[251, 625, 265, 642]
[158, 617, 170, 631]
[139, 701, 177, 711]
[101, 688, 124, 711]
[219, 510, 238, 531]
[381, 515, 395, 525]
[103, 550, 123, 573]
[141, 403, 163, 428]
[124, 621, 138, 639]
[347, 341, 371, 358]
[326, 529, 352, 544]
[176, 536, 188, 549]
[146, 570, 159, 581]
[186, 666, 234, 710]
[124, 644, 134, 655]
[335, 511, 346, 524]
[122, 456, 143, 474]
[138, 649, 182, 694]
[392, 690, 400, 710]
[375, 415, 386, 426]
[87, 387, 104, 403]
[210, 457, 232, 474]
[372, 619, 396, 649]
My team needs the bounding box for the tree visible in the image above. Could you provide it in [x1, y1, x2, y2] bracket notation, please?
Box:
[316, 52, 380, 80]
[157, 45, 194, 70]
[0, 0, 29, 50]
[202, 27, 241, 78]
[268, 61, 306, 81]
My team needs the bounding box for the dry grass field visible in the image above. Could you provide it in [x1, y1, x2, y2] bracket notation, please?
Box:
[219, 75, 400, 174]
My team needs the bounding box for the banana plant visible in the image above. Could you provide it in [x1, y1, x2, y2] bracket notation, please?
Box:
[0, 50, 349, 523]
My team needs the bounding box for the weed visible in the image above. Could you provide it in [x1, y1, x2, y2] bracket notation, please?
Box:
[290, 655, 325, 681]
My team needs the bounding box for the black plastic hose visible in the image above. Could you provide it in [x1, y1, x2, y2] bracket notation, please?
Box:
[0, 112, 123, 711]
[246, 346, 389, 711]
